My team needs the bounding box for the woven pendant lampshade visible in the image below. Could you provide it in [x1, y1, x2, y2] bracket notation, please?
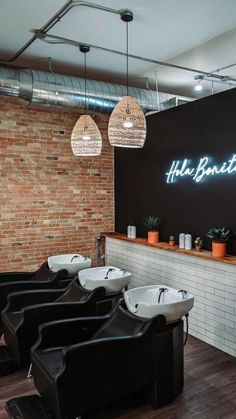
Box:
[108, 11, 147, 148]
[108, 95, 146, 148]
[71, 114, 102, 156]
[71, 45, 102, 157]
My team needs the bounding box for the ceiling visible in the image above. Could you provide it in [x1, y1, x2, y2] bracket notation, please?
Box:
[1, 0, 236, 98]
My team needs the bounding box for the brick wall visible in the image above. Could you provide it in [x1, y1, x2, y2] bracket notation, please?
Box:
[0, 96, 114, 271]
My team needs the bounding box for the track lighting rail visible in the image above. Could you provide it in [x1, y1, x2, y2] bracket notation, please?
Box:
[0, 0, 235, 87]
[0, 1, 128, 63]
[36, 31, 236, 85]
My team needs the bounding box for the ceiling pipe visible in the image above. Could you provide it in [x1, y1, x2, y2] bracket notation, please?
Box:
[38, 32, 236, 85]
[0, 65, 178, 114]
[0, 1, 129, 64]
[1, 0, 235, 85]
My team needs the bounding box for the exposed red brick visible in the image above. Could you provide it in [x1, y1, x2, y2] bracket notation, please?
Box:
[0, 97, 114, 271]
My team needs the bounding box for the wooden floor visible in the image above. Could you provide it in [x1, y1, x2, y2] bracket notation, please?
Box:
[1, 335, 236, 419]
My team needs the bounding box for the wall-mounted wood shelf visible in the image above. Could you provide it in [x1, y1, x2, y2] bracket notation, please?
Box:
[102, 232, 236, 266]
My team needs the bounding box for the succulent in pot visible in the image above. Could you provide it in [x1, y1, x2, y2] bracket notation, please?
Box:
[143, 215, 162, 244]
[206, 227, 232, 258]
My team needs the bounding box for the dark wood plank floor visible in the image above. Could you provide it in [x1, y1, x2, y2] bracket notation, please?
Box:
[1, 335, 236, 419]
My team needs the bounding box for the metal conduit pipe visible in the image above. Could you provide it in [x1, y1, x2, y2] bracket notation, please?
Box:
[0, 66, 172, 113]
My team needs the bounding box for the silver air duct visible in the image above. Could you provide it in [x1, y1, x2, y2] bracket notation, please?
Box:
[0, 66, 185, 114]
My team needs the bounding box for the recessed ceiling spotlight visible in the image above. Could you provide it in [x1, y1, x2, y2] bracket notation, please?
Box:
[194, 81, 203, 92]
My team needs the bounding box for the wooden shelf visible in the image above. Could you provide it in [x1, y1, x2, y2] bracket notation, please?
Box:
[102, 232, 236, 266]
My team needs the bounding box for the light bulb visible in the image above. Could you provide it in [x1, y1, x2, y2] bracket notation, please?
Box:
[123, 116, 133, 128]
[123, 105, 134, 128]
[82, 133, 91, 140]
[82, 126, 90, 140]
[194, 82, 203, 92]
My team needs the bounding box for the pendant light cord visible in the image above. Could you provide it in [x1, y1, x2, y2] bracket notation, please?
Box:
[84, 51, 87, 114]
[126, 22, 129, 97]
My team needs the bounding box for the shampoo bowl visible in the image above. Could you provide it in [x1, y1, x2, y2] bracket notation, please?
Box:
[79, 266, 132, 293]
[48, 254, 91, 275]
[124, 285, 194, 322]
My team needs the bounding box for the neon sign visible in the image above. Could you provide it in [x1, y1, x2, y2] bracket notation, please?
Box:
[166, 154, 236, 183]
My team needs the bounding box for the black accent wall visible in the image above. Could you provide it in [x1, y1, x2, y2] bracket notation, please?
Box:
[115, 88, 236, 254]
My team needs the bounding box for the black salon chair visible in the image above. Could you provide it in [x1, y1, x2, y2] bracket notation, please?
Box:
[0, 267, 69, 318]
[0, 261, 48, 282]
[30, 303, 183, 419]
[1, 280, 121, 367]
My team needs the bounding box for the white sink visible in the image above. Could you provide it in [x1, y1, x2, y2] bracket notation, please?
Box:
[79, 266, 132, 293]
[48, 254, 92, 275]
[124, 285, 194, 323]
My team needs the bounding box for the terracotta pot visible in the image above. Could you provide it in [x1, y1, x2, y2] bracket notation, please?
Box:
[148, 231, 159, 243]
[169, 240, 175, 246]
[212, 242, 226, 258]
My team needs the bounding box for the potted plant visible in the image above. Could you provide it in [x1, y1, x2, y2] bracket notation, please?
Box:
[206, 227, 232, 258]
[143, 215, 162, 244]
[169, 235, 175, 246]
[194, 237, 203, 252]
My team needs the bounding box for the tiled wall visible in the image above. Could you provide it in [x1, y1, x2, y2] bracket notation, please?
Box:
[106, 237, 236, 357]
[0, 96, 114, 271]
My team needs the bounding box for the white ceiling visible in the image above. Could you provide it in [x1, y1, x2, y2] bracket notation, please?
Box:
[0, 0, 236, 97]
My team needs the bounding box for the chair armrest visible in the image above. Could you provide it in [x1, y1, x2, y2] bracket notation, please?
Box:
[0, 272, 35, 282]
[22, 300, 96, 332]
[34, 316, 109, 350]
[3, 289, 66, 313]
[0, 281, 64, 313]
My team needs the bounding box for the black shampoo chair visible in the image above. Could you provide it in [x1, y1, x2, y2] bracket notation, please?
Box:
[30, 303, 183, 419]
[1, 280, 120, 368]
[0, 261, 49, 282]
[0, 267, 69, 317]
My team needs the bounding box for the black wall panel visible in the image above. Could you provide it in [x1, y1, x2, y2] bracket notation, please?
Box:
[115, 88, 236, 254]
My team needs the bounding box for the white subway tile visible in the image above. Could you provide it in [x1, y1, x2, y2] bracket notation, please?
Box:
[107, 238, 236, 358]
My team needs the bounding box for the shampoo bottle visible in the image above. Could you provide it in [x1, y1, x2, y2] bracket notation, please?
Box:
[127, 224, 132, 238]
[185, 233, 192, 250]
[179, 233, 185, 249]
[130, 225, 136, 239]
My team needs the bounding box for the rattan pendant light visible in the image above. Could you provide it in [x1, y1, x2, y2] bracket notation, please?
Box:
[108, 11, 147, 148]
[71, 45, 102, 156]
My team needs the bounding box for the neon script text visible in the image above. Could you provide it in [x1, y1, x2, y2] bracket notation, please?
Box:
[166, 155, 236, 183]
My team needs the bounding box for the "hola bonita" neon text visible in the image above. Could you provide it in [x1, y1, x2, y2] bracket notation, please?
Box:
[166, 155, 236, 183]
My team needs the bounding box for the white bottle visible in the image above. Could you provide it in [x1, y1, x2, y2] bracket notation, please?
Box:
[130, 225, 136, 239]
[127, 225, 132, 238]
[185, 233, 192, 250]
[179, 233, 185, 249]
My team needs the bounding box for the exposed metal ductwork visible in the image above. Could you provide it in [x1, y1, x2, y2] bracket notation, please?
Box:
[0, 66, 191, 114]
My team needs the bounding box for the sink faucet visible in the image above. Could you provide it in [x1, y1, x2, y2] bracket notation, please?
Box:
[119, 268, 127, 276]
[104, 268, 115, 279]
[178, 289, 188, 299]
[71, 255, 80, 262]
[158, 287, 168, 303]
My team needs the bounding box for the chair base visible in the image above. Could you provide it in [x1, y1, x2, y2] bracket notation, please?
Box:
[0, 345, 15, 376]
[5, 395, 52, 419]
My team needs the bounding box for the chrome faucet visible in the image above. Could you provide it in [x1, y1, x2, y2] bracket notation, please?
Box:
[104, 268, 115, 279]
[178, 289, 188, 299]
[158, 287, 168, 303]
[119, 268, 127, 276]
[71, 255, 80, 262]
